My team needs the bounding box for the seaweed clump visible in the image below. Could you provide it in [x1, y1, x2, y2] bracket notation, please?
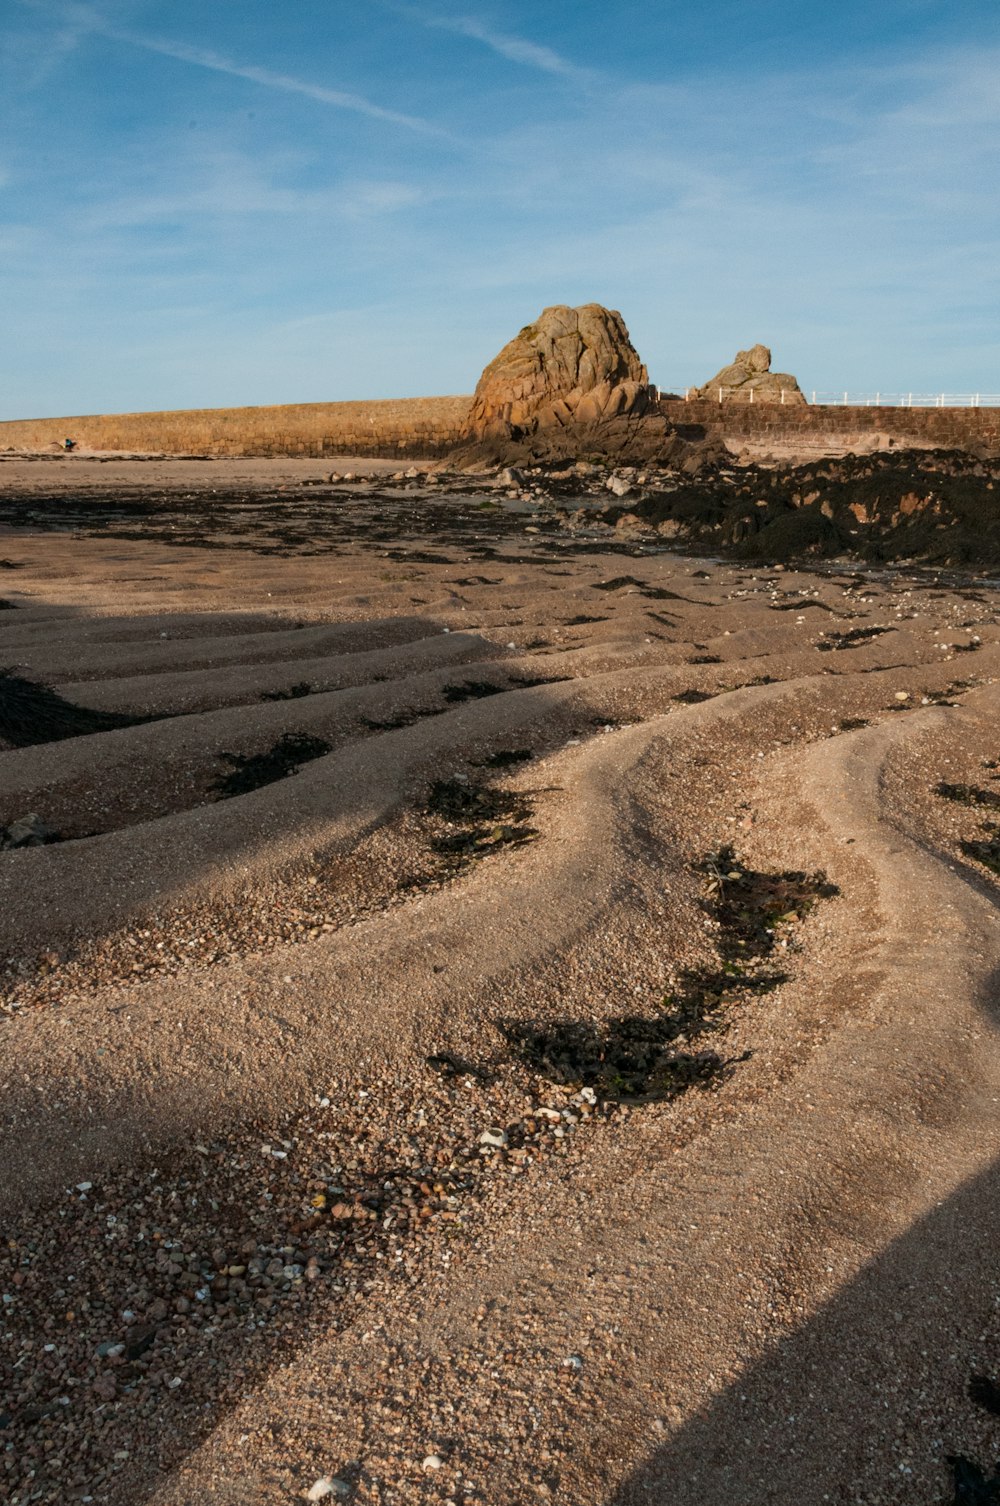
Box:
[502, 847, 837, 1103]
[424, 777, 538, 863]
[211, 732, 332, 799]
[260, 682, 314, 702]
[936, 782, 1000, 810]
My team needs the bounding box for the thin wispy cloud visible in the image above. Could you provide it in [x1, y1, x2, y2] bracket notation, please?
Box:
[15, 0, 450, 136]
[109, 30, 448, 136]
[391, 4, 597, 84]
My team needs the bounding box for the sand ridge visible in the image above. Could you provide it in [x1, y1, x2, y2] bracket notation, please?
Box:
[2, 458, 1000, 1505]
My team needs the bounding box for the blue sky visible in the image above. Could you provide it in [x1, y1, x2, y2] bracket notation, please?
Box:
[1, 0, 998, 417]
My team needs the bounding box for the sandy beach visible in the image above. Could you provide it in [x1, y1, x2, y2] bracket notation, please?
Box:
[3, 454, 1000, 1506]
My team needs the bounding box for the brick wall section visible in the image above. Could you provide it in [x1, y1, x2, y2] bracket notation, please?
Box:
[664, 399, 1000, 452]
[0, 396, 474, 459]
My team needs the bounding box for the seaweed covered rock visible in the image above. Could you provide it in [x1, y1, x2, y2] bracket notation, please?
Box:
[693, 344, 806, 406]
[616, 448, 1000, 564]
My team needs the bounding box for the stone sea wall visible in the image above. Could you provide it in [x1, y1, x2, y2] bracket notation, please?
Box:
[0, 396, 473, 458]
[667, 399, 1000, 453]
[2, 393, 999, 460]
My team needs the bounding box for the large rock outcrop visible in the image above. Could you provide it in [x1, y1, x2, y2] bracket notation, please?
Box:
[464, 304, 656, 438]
[692, 344, 807, 405]
[457, 303, 699, 465]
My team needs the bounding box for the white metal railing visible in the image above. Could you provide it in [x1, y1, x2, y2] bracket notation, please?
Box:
[806, 392, 1000, 407]
[656, 386, 1000, 408]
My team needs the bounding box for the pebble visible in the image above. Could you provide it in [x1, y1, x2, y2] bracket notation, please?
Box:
[307, 1478, 352, 1501]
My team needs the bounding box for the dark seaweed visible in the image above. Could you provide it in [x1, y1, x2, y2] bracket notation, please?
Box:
[502, 848, 834, 1103]
[211, 732, 332, 798]
[970, 1375, 1000, 1418]
[260, 681, 314, 701]
[817, 626, 894, 651]
[937, 783, 1000, 810]
[948, 1456, 1000, 1504]
[442, 680, 506, 703]
[472, 748, 534, 768]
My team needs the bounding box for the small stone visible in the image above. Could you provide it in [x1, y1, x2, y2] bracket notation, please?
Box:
[306, 1479, 348, 1502]
[92, 1373, 117, 1401]
[422, 1454, 444, 1471]
[894, 691, 910, 701]
[2, 813, 54, 849]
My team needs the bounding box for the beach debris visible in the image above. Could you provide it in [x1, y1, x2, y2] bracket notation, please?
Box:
[699, 846, 838, 962]
[1, 813, 54, 849]
[936, 782, 1000, 810]
[211, 731, 332, 799]
[472, 748, 534, 769]
[504, 850, 834, 1101]
[961, 830, 1000, 875]
[441, 679, 507, 703]
[816, 625, 893, 651]
[414, 775, 540, 873]
[260, 681, 314, 701]
[306, 1478, 348, 1501]
[426, 1052, 491, 1083]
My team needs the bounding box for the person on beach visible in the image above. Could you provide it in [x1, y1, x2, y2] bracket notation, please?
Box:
[63, 437, 75, 451]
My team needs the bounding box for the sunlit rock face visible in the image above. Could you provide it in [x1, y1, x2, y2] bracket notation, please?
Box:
[455, 303, 702, 464]
[465, 304, 655, 439]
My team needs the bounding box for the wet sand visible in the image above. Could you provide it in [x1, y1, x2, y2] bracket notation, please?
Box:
[2, 456, 1000, 1506]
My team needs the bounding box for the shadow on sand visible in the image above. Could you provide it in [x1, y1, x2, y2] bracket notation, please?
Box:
[606, 1145, 1000, 1505]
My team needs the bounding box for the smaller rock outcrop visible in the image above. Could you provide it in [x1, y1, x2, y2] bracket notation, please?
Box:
[692, 345, 806, 405]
